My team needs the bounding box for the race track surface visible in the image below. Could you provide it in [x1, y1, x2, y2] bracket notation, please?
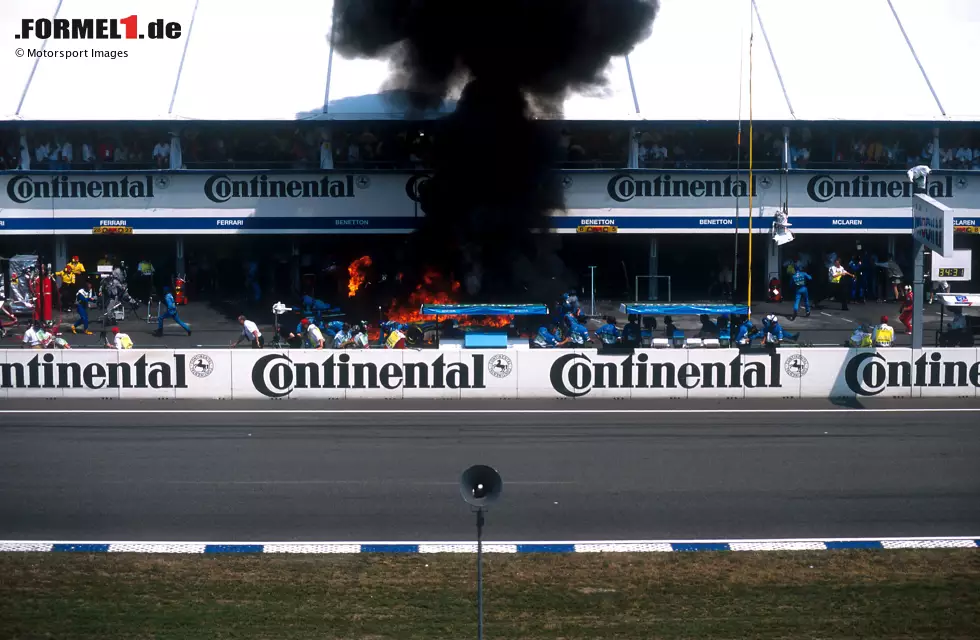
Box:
[1, 399, 978, 541]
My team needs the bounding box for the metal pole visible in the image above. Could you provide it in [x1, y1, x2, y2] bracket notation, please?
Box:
[588, 266, 596, 316]
[476, 508, 485, 640]
[912, 241, 924, 349]
[667, 276, 672, 303]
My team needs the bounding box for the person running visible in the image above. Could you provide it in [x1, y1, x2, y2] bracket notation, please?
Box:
[790, 268, 812, 321]
[153, 286, 191, 337]
[71, 281, 95, 335]
[898, 285, 914, 333]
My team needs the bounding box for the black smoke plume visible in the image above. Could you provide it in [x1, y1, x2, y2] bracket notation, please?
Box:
[332, 0, 659, 300]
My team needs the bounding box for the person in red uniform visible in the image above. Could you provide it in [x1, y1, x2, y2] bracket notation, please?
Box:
[898, 285, 914, 333]
[31, 264, 55, 324]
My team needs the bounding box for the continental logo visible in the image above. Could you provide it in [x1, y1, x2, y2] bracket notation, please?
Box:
[405, 174, 431, 202]
[606, 173, 759, 203]
[6, 175, 154, 203]
[0, 353, 191, 389]
[204, 174, 366, 203]
[844, 351, 980, 396]
[251, 353, 487, 398]
[549, 351, 784, 398]
[806, 175, 954, 203]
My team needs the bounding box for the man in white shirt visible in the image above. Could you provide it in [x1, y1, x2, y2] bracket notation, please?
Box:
[233, 315, 264, 348]
[81, 143, 96, 164]
[826, 258, 854, 311]
[35, 143, 50, 164]
[955, 146, 973, 169]
[23, 323, 51, 348]
[320, 138, 334, 170]
[301, 318, 324, 349]
[111, 326, 133, 349]
[18, 142, 30, 170]
[47, 142, 62, 169]
[152, 141, 170, 169]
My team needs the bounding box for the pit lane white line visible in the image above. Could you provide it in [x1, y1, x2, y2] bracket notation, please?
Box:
[1, 409, 979, 415]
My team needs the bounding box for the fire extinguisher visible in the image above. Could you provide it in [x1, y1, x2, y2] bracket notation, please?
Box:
[174, 274, 188, 305]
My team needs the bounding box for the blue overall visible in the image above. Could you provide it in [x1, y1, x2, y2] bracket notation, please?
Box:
[565, 317, 590, 345]
[848, 260, 864, 299]
[246, 261, 260, 302]
[158, 292, 190, 333]
[596, 323, 621, 345]
[735, 320, 758, 344]
[792, 271, 812, 315]
[762, 319, 799, 343]
[534, 327, 560, 347]
[73, 289, 92, 330]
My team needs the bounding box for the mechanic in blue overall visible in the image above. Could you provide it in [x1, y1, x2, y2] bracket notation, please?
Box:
[533, 325, 568, 348]
[153, 286, 191, 337]
[735, 317, 760, 345]
[563, 313, 590, 345]
[761, 314, 799, 345]
[302, 295, 336, 323]
[848, 255, 865, 302]
[245, 260, 261, 302]
[789, 268, 812, 321]
[596, 317, 621, 345]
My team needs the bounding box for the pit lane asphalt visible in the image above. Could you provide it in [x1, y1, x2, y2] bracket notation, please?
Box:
[0, 399, 978, 542]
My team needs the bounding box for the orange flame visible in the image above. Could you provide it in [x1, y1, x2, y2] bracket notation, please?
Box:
[347, 256, 373, 297]
[385, 270, 513, 328]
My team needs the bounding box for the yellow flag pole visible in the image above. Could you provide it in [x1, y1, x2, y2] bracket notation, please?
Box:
[746, 0, 754, 318]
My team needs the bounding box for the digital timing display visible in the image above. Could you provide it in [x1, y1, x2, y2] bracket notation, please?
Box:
[576, 225, 618, 234]
[92, 226, 134, 235]
[938, 267, 965, 278]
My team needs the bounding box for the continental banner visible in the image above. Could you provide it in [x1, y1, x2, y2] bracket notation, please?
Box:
[1, 348, 977, 400]
[2, 170, 979, 235]
[0, 172, 421, 235]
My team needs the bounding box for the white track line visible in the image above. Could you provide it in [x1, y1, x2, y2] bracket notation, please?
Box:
[3, 536, 978, 545]
[0, 408, 979, 415]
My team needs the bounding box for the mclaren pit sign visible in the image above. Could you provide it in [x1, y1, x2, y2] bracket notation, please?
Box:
[913, 193, 954, 258]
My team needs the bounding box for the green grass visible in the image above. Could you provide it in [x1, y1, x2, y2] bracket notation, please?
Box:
[1, 550, 978, 639]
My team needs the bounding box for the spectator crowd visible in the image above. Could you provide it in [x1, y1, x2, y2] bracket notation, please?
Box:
[1, 124, 977, 172]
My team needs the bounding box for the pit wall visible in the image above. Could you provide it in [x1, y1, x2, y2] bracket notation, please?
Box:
[0, 348, 978, 400]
